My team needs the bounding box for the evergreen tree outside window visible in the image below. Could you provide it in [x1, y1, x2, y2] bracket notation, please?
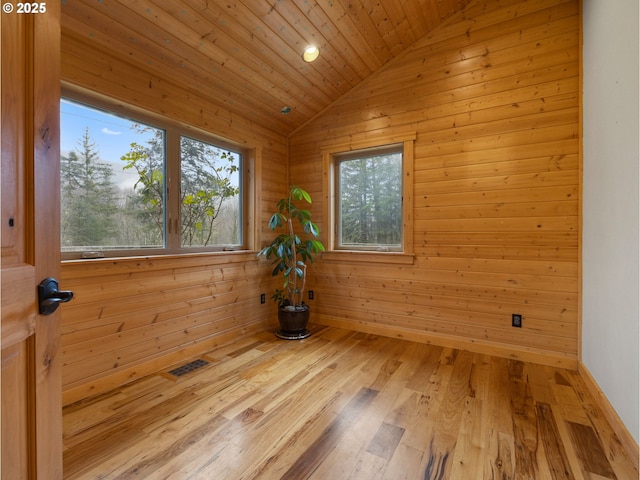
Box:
[61, 128, 121, 247]
[322, 133, 415, 261]
[61, 101, 165, 252]
[335, 145, 403, 251]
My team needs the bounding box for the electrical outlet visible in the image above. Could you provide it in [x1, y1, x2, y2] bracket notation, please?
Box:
[260, 293, 266, 304]
[308, 290, 314, 300]
[512, 313, 522, 328]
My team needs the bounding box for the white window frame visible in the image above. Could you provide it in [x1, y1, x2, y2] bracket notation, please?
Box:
[61, 88, 257, 260]
[322, 132, 415, 264]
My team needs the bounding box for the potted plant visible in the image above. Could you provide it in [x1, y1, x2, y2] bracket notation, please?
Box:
[258, 185, 325, 339]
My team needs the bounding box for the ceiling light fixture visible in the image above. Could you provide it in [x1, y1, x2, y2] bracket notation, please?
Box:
[280, 106, 291, 114]
[303, 46, 319, 62]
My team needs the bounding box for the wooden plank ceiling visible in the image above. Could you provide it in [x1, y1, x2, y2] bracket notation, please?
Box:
[61, 0, 471, 135]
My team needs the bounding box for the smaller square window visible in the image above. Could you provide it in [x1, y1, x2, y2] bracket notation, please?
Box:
[322, 133, 415, 262]
[336, 145, 403, 251]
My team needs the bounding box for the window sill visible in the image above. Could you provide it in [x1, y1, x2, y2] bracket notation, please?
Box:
[321, 250, 415, 265]
[62, 249, 258, 264]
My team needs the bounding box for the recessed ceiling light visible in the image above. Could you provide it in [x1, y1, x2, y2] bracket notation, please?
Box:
[303, 46, 319, 62]
[280, 106, 291, 114]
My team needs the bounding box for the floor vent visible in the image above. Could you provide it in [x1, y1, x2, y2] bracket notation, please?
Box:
[168, 359, 209, 377]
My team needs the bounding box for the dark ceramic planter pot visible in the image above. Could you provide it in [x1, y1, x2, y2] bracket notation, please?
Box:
[276, 304, 311, 340]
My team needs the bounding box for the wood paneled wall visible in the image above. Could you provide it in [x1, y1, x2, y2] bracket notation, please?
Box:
[60, 0, 580, 404]
[60, 33, 285, 405]
[289, 0, 580, 367]
[60, 253, 277, 404]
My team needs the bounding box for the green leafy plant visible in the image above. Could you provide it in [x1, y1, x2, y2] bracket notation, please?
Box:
[258, 185, 325, 308]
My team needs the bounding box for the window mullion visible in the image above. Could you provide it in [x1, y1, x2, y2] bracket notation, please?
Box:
[165, 128, 181, 252]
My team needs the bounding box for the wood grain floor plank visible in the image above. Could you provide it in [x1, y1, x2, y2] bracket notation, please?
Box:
[380, 442, 428, 480]
[448, 396, 483, 479]
[113, 413, 231, 480]
[343, 451, 388, 479]
[567, 421, 617, 479]
[62, 326, 638, 480]
[483, 357, 517, 479]
[423, 350, 476, 479]
[233, 333, 392, 479]
[404, 343, 443, 392]
[562, 370, 639, 480]
[536, 402, 575, 479]
[204, 372, 347, 479]
[367, 422, 406, 460]
[279, 387, 379, 480]
[508, 360, 539, 479]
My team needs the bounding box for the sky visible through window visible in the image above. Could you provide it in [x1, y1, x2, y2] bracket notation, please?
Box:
[60, 99, 155, 191]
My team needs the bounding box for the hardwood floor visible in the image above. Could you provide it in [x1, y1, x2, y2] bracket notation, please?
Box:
[63, 325, 638, 479]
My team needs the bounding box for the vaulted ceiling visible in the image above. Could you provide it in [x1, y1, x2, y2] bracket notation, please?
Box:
[61, 0, 472, 135]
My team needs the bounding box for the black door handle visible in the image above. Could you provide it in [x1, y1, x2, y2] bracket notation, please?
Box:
[38, 278, 74, 315]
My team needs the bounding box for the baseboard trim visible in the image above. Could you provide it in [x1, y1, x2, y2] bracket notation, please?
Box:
[578, 360, 639, 467]
[62, 319, 269, 406]
[314, 315, 578, 370]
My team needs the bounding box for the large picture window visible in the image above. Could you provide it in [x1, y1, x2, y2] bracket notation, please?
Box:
[60, 97, 247, 258]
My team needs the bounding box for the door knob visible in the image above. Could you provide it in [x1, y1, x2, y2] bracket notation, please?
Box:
[38, 278, 74, 315]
